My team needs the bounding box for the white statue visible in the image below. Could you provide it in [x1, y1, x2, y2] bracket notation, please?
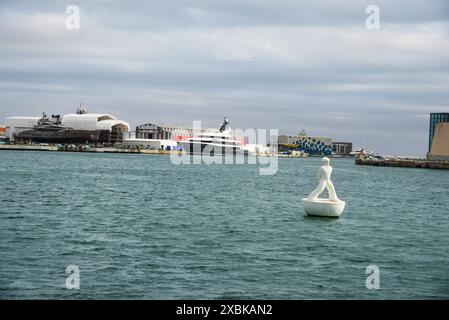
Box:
[307, 157, 340, 201]
[302, 157, 345, 217]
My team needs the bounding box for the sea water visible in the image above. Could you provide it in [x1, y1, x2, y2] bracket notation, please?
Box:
[0, 151, 448, 299]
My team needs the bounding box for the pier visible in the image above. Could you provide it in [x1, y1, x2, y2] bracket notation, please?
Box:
[0, 144, 58, 152]
[0, 144, 183, 155]
[355, 158, 449, 170]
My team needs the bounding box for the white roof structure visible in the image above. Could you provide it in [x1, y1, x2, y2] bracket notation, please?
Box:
[5, 116, 40, 127]
[61, 113, 129, 131]
[4, 117, 41, 139]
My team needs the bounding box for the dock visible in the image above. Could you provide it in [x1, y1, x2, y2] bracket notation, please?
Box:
[0, 144, 184, 155]
[355, 158, 449, 170]
[0, 144, 58, 151]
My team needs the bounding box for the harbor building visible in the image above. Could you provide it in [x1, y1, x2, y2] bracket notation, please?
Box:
[4, 107, 129, 144]
[130, 122, 209, 151]
[130, 119, 247, 151]
[121, 131, 178, 150]
[4, 116, 40, 140]
[427, 113, 449, 161]
[0, 126, 6, 144]
[135, 123, 207, 141]
[428, 113, 449, 152]
[332, 142, 353, 156]
[274, 130, 333, 156]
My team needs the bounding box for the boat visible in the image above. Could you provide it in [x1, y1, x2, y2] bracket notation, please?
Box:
[349, 147, 383, 160]
[14, 112, 100, 143]
[276, 150, 308, 158]
[178, 117, 248, 156]
[350, 147, 373, 158]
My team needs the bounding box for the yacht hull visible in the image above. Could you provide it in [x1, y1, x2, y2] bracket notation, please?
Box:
[14, 129, 101, 143]
[179, 141, 248, 156]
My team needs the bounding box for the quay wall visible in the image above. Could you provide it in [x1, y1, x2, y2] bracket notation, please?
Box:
[0, 145, 184, 155]
[355, 158, 449, 170]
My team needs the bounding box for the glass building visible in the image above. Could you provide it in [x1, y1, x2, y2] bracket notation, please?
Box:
[429, 113, 449, 152]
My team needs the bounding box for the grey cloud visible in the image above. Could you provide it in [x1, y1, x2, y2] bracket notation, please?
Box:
[3, 0, 449, 29]
[0, 0, 448, 156]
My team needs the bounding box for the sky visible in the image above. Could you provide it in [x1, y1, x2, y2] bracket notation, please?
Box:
[0, 0, 448, 156]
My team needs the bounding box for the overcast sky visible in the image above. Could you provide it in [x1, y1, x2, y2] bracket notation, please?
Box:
[1, 0, 448, 155]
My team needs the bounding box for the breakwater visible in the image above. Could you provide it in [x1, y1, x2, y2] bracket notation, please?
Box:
[355, 158, 449, 169]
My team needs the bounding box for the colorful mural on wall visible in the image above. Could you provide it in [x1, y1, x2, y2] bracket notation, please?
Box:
[294, 137, 332, 155]
[275, 133, 333, 156]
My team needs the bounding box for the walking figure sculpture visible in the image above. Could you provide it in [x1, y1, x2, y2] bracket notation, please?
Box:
[307, 157, 339, 201]
[302, 157, 345, 217]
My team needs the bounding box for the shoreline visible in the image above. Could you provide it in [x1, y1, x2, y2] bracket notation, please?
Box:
[0, 145, 355, 158]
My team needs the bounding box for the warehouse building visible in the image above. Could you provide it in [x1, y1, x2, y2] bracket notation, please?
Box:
[332, 142, 353, 156]
[135, 123, 207, 141]
[4, 107, 129, 144]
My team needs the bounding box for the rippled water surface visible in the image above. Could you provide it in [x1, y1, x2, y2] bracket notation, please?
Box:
[1, 151, 448, 299]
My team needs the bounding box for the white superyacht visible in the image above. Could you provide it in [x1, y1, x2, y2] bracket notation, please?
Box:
[179, 117, 247, 155]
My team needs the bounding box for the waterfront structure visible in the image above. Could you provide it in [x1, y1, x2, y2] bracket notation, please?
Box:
[135, 119, 247, 153]
[121, 131, 178, 150]
[428, 113, 449, 152]
[427, 122, 449, 161]
[356, 157, 449, 169]
[120, 138, 178, 150]
[136, 123, 207, 141]
[0, 125, 6, 143]
[4, 116, 40, 140]
[332, 142, 353, 156]
[274, 130, 333, 156]
[4, 107, 129, 144]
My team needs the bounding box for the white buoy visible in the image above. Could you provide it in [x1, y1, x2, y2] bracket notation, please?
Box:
[302, 157, 346, 218]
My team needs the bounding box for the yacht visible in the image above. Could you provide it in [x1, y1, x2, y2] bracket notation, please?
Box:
[179, 117, 247, 155]
[14, 112, 98, 143]
[349, 147, 377, 159]
[34, 113, 69, 131]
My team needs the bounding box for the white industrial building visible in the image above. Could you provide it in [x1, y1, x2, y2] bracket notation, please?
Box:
[4, 117, 40, 140]
[121, 132, 178, 150]
[60, 113, 128, 132]
[4, 109, 130, 144]
[120, 138, 178, 150]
